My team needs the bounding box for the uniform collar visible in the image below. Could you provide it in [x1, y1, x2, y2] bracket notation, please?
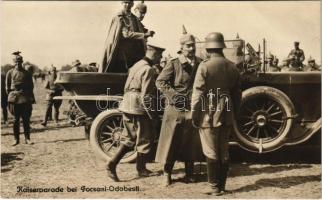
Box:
[209, 53, 225, 58]
[118, 10, 134, 17]
[142, 57, 153, 66]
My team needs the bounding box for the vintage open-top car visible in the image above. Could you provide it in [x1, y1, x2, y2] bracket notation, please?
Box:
[55, 38, 321, 162]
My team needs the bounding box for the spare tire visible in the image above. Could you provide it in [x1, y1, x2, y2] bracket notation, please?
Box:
[90, 109, 137, 163]
[233, 86, 295, 153]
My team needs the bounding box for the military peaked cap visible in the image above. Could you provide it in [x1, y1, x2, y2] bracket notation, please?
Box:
[147, 44, 165, 52]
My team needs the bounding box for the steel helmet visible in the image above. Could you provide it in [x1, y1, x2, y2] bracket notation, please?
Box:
[205, 32, 226, 49]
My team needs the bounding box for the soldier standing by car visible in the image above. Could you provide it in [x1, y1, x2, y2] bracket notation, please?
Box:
[6, 51, 35, 146]
[41, 66, 64, 126]
[306, 57, 320, 71]
[101, 0, 155, 73]
[288, 41, 305, 69]
[69, 60, 82, 72]
[155, 27, 204, 186]
[191, 32, 241, 195]
[106, 43, 165, 182]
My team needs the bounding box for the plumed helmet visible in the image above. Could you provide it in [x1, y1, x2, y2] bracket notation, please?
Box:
[179, 25, 195, 45]
[232, 33, 245, 48]
[12, 51, 23, 63]
[135, 1, 147, 13]
[205, 32, 226, 49]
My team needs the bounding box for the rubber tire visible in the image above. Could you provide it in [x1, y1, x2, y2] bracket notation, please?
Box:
[233, 86, 295, 153]
[90, 109, 137, 163]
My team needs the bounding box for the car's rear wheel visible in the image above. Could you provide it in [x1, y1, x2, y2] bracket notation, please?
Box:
[90, 109, 137, 163]
[233, 86, 295, 153]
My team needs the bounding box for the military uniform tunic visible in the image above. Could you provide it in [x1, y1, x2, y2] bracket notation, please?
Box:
[118, 57, 157, 154]
[6, 67, 34, 141]
[43, 72, 64, 123]
[191, 54, 241, 162]
[155, 54, 204, 164]
[288, 48, 305, 68]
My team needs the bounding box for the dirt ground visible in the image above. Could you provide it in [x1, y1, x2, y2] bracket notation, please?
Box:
[1, 81, 321, 199]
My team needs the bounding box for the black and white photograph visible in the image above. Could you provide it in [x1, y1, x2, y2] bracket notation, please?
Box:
[1, 0, 321, 198]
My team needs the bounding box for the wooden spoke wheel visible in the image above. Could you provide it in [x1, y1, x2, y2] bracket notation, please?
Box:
[233, 86, 295, 153]
[90, 109, 137, 163]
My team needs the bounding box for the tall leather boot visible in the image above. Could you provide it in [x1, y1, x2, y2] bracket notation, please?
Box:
[163, 162, 174, 187]
[54, 106, 59, 123]
[106, 144, 130, 182]
[12, 118, 20, 146]
[41, 106, 52, 126]
[184, 162, 196, 183]
[219, 162, 229, 193]
[136, 152, 153, 177]
[204, 158, 221, 196]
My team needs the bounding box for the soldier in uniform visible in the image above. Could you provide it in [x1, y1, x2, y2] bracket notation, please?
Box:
[307, 57, 320, 71]
[267, 54, 281, 72]
[191, 32, 241, 195]
[155, 27, 204, 186]
[288, 54, 303, 71]
[1, 71, 9, 124]
[69, 60, 82, 72]
[134, 1, 147, 22]
[106, 43, 165, 182]
[288, 41, 305, 69]
[100, 0, 155, 73]
[86, 62, 98, 72]
[41, 66, 64, 126]
[6, 51, 35, 146]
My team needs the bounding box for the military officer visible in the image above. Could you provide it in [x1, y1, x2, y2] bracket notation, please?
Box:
[155, 26, 204, 186]
[69, 60, 82, 72]
[307, 57, 320, 71]
[41, 66, 64, 126]
[101, 0, 155, 73]
[191, 32, 241, 195]
[288, 41, 305, 69]
[106, 43, 165, 182]
[6, 51, 35, 146]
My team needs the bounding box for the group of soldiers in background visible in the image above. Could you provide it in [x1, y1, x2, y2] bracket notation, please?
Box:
[266, 41, 320, 72]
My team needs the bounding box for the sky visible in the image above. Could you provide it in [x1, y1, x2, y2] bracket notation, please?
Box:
[1, 1, 321, 69]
